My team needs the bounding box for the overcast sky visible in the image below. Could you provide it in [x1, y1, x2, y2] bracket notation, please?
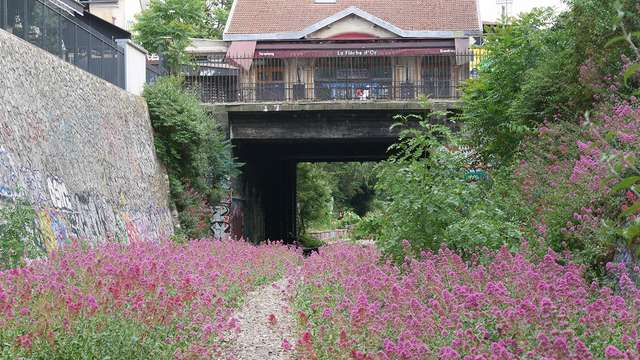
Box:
[479, 0, 568, 22]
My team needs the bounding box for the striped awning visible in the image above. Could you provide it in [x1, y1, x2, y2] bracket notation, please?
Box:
[226, 41, 257, 71]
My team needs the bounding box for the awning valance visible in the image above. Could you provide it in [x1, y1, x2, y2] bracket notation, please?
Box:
[254, 41, 456, 59]
[225, 41, 256, 71]
[255, 47, 455, 59]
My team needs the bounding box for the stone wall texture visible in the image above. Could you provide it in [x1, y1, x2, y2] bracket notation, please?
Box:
[0, 29, 173, 251]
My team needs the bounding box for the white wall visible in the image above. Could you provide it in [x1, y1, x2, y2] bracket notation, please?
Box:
[89, 0, 145, 31]
[308, 15, 397, 39]
[117, 39, 147, 95]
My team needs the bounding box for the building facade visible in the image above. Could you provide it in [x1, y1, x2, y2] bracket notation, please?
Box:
[0, 0, 148, 93]
[80, 0, 148, 32]
[188, 0, 482, 103]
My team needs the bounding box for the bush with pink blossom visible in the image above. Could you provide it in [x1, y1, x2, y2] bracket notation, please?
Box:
[293, 243, 640, 360]
[515, 56, 640, 277]
[0, 239, 301, 358]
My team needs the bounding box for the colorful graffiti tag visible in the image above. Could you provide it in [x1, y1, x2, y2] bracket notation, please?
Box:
[36, 210, 69, 252]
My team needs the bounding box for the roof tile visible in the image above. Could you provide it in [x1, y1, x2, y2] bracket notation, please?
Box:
[226, 0, 480, 36]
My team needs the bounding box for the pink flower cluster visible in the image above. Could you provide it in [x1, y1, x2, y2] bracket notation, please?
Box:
[294, 243, 640, 359]
[0, 239, 301, 358]
[516, 89, 640, 260]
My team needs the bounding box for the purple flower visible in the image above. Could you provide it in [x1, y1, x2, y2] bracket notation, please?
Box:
[604, 345, 625, 359]
[439, 346, 460, 359]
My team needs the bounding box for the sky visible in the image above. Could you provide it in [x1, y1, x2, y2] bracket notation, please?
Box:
[478, 0, 568, 22]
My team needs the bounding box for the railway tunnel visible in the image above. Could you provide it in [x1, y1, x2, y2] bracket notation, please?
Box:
[207, 101, 459, 243]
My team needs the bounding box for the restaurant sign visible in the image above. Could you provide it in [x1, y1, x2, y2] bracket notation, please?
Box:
[255, 47, 456, 59]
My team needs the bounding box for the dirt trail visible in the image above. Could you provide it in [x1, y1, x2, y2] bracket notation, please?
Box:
[223, 278, 296, 360]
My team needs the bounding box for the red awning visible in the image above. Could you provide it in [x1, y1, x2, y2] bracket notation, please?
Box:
[255, 47, 454, 59]
[254, 41, 456, 59]
[226, 41, 256, 71]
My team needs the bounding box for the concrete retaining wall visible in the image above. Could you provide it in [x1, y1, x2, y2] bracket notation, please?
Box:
[0, 29, 173, 251]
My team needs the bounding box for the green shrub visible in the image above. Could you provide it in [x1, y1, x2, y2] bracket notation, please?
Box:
[336, 210, 361, 229]
[0, 315, 177, 359]
[143, 76, 236, 239]
[352, 209, 384, 241]
[0, 199, 38, 270]
[461, 9, 588, 165]
[366, 112, 526, 261]
[297, 163, 333, 234]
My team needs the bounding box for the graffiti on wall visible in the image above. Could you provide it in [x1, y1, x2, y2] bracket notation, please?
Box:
[212, 194, 232, 239]
[0, 146, 16, 199]
[0, 147, 172, 252]
[211, 193, 244, 240]
[47, 177, 73, 210]
[36, 209, 69, 252]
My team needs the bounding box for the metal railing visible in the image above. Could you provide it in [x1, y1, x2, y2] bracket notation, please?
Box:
[183, 51, 482, 104]
[1, 0, 125, 88]
[146, 62, 165, 85]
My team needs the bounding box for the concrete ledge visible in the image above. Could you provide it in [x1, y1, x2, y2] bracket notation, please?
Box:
[203, 99, 460, 113]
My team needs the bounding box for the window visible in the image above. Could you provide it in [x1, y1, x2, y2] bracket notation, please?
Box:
[75, 27, 89, 71]
[43, 5, 61, 57]
[61, 17, 76, 63]
[89, 35, 103, 78]
[26, 0, 44, 47]
[0, 1, 5, 30]
[5, 0, 25, 36]
[256, 59, 285, 83]
[422, 55, 452, 98]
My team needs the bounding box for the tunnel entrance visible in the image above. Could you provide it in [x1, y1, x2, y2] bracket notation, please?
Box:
[296, 161, 378, 247]
[232, 140, 392, 243]
[220, 105, 458, 243]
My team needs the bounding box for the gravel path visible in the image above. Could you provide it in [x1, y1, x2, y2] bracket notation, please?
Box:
[223, 278, 296, 360]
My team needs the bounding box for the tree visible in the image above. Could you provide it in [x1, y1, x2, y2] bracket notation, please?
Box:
[296, 163, 333, 235]
[133, 0, 211, 73]
[318, 162, 377, 216]
[206, 0, 234, 39]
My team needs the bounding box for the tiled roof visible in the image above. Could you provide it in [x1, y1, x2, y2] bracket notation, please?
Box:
[225, 0, 481, 37]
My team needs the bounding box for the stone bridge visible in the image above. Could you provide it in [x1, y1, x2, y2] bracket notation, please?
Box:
[206, 100, 461, 243]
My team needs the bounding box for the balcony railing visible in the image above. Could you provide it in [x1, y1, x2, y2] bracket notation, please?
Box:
[183, 51, 483, 104]
[0, 0, 125, 88]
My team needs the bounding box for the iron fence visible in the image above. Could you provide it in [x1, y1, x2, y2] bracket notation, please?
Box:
[184, 51, 483, 104]
[146, 62, 165, 85]
[1, 0, 125, 88]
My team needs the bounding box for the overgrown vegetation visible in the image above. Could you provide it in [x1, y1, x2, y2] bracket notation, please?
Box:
[296, 162, 376, 234]
[354, 112, 527, 262]
[0, 240, 301, 358]
[297, 163, 333, 236]
[349, 1, 640, 279]
[143, 76, 235, 239]
[0, 199, 38, 270]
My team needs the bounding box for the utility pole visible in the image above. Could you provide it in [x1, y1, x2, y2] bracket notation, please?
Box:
[496, 0, 514, 20]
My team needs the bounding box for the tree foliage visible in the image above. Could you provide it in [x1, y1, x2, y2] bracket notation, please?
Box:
[462, 1, 640, 165]
[296, 163, 333, 235]
[205, 0, 234, 39]
[461, 9, 586, 164]
[368, 115, 525, 262]
[133, 0, 211, 72]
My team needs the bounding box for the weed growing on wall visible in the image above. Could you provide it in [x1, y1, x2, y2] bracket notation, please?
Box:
[0, 199, 39, 270]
